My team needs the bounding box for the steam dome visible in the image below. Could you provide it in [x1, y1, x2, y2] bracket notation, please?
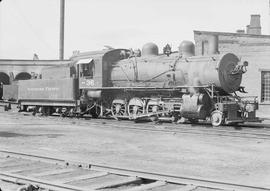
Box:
[142, 42, 159, 56]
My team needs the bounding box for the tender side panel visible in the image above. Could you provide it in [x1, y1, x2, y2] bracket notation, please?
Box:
[2, 84, 18, 101]
[18, 78, 78, 102]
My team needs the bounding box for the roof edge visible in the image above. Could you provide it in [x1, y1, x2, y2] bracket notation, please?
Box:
[194, 30, 270, 38]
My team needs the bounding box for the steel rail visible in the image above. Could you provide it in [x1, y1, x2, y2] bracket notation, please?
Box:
[1, 114, 270, 140]
[0, 150, 269, 191]
[24, 111, 270, 131]
[26, 114, 270, 140]
[1, 106, 270, 131]
[8, 110, 270, 131]
[82, 118, 270, 139]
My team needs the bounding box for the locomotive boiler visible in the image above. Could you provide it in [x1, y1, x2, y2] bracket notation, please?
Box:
[4, 35, 261, 126]
[111, 38, 244, 93]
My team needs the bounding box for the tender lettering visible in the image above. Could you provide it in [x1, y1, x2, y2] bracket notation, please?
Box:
[27, 87, 60, 91]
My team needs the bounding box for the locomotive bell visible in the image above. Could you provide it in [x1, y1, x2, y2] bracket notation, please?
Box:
[142, 42, 159, 56]
[179, 41, 195, 58]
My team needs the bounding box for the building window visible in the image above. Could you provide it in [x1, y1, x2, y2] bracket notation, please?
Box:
[201, 41, 208, 55]
[261, 71, 270, 102]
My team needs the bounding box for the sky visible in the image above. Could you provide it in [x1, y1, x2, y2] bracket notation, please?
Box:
[0, 0, 269, 59]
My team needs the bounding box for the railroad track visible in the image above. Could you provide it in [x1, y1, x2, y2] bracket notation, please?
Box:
[0, 150, 269, 191]
[77, 118, 270, 140]
[2, 110, 270, 140]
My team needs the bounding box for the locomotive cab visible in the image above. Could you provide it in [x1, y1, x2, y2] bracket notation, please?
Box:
[77, 59, 95, 89]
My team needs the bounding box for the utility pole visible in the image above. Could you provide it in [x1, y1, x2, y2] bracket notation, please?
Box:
[269, 0, 270, 34]
[59, 0, 65, 60]
[0, 0, 2, 58]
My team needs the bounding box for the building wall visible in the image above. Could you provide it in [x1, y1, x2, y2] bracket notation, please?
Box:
[0, 59, 72, 83]
[194, 31, 270, 108]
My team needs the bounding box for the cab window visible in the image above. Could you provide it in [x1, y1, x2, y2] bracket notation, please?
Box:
[80, 61, 94, 78]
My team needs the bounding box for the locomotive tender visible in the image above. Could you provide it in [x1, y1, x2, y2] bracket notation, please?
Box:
[5, 35, 261, 126]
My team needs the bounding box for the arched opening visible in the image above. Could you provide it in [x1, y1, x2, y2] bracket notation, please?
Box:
[0, 72, 10, 99]
[15, 72, 31, 81]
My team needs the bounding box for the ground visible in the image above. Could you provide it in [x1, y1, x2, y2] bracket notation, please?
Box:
[0, 109, 270, 189]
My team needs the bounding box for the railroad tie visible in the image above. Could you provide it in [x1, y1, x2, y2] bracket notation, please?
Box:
[122, 180, 167, 191]
[88, 176, 141, 190]
[55, 171, 108, 184]
[0, 172, 93, 191]
[29, 168, 76, 177]
[16, 184, 39, 191]
[169, 184, 198, 191]
[0, 160, 32, 168]
[3, 163, 52, 174]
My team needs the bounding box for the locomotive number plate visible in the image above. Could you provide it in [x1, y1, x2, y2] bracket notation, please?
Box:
[81, 79, 95, 87]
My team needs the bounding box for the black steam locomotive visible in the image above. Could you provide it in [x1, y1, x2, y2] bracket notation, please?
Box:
[3, 36, 261, 126]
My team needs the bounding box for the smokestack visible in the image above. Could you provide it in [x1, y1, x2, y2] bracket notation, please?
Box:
[208, 35, 219, 55]
[247, 14, 261, 35]
[59, 0, 65, 60]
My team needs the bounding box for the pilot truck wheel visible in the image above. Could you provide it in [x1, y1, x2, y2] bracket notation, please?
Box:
[210, 110, 224, 127]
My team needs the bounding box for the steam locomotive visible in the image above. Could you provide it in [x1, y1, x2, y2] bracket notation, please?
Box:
[3, 35, 261, 126]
